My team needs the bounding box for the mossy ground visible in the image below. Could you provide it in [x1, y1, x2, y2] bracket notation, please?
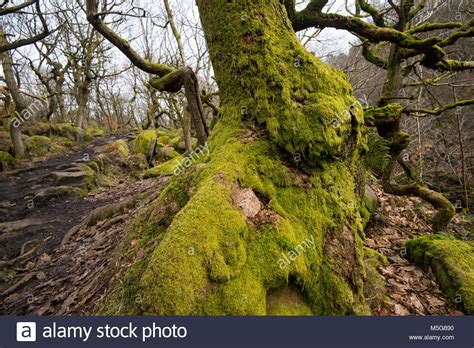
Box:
[0, 150, 16, 171]
[132, 128, 190, 166]
[1, 122, 106, 167]
[143, 155, 184, 178]
[133, 130, 158, 157]
[23, 122, 84, 141]
[406, 234, 474, 314]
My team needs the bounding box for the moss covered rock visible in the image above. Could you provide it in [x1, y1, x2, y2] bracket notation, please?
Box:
[95, 139, 131, 174]
[133, 130, 157, 157]
[157, 135, 171, 145]
[0, 151, 16, 171]
[144, 155, 184, 178]
[406, 235, 474, 314]
[156, 145, 180, 161]
[107, 139, 130, 158]
[23, 122, 81, 141]
[25, 135, 52, 157]
[170, 135, 182, 149]
[128, 153, 148, 171]
[85, 124, 106, 139]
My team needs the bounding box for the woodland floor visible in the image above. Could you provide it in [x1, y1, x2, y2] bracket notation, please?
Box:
[0, 139, 468, 315]
[366, 186, 466, 316]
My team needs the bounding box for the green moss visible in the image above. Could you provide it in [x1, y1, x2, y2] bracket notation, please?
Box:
[266, 284, 314, 315]
[406, 235, 474, 314]
[94, 140, 133, 177]
[54, 123, 81, 141]
[133, 130, 157, 157]
[364, 246, 388, 267]
[19, 133, 78, 160]
[157, 135, 171, 145]
[0, 150, 16, 171]
[194, 1, 365, 163]
[143, 155, 184, 178]
[85, 124, 106, 139]
[42, 186, 86, 200]
[22, 122, 52, 136]
[27, 135, 52, 157]
[360, 193, 377, 228]
[0, 131, 10, 152]
[96, 174, 114, 187]
[364, 104, 402, 124]
[156, 129, 171, 137]
[170, 135, 182, 148]
[51, 136, 77, 149]
[155, 145, 179, 161]
[364, 131, 391, 176]
[362, 247, 388, 312]
[87, 161, 100, 173]
[23, 122, 81, 141]
[107, 139, 129, 158]
[78, 164, 98, 188]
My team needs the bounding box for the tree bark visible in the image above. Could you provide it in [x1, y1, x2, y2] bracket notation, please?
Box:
[0, 29, 26, 157]
[183, 105, 192, 153]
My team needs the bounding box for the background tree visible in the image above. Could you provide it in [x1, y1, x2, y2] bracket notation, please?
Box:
[287, 0, 474, 230]
[0, 0, 51, 53]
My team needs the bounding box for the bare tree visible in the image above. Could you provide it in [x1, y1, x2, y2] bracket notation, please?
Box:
[0, 1, 51, 53]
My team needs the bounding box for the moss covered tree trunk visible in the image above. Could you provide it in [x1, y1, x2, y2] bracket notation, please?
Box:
[369, 10, 455, 232]
[74, 81, 91, 130]
[108, 0, 372, 315]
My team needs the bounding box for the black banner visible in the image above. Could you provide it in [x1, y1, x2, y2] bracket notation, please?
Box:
[1, 316, 472, 347]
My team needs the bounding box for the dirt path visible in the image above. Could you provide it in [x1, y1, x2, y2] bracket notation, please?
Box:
[0, 175, 167, 315]
[0, 137, 120, 261]
[0, 136, 169, 315]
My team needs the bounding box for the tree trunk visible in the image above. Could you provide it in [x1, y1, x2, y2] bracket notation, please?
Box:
[0, 29, 26, 158]
[55, 71, 67, 122]
[110, 0, 369, 315]
[371, 44, 455, 232]
[183, 105, 192, 152]
[455, 106, 469, 210]
[9, 124, 24, 157]
[75, 87, 90, 129]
